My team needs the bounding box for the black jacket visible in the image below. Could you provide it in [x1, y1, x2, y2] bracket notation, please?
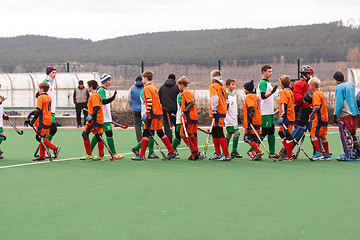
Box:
[159, 78, 180, 113]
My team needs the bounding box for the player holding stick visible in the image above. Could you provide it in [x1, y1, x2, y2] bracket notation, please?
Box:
[81, 80, 106, 161]
[177, 76, 203, 160]
[27, 82, 61, 161]
[131, 71, 176, 161]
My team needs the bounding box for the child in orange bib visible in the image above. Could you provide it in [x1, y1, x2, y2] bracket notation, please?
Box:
[308, 77, 331, 160]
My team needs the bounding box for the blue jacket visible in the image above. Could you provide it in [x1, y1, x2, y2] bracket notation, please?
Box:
[334, 82, 359, 117]
[128, 83, 144, 112]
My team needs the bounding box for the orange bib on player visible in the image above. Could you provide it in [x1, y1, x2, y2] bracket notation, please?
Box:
[143, 84, 163, 119]
[35, 93, 52, 136]
[209, 82, 227, 118]
[243, 93, 261, 134]
[279, 88, 295, 125]
[87, 92, 103, 127]
[181, 90, 198, 124]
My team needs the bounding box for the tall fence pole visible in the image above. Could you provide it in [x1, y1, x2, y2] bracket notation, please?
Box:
[141, 61, 144, 73]
[297, 58, 300, 80]
[218, 60, 221, 71]
[67, 62, 70, 72]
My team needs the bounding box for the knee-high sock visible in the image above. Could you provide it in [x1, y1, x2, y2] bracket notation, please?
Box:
[43, 138, 56, 150]
[98, 141, 104, 157]
[140, 137, 149, 157]
[90, 135, 97, 152]
[310, 136, 321, 153]
[218, 138, 230, 157]
[134, 139, 142, 150]
[232, 136, 239, 153]
[172, 137, 180, 151]
[148, 136, 155, 155]
[190, 136, 198, 151]
[45, 134, 53, 141]
[249, 141, 261, 153]
[182, 136, 197, 152]
[84, 140, 92, 155]
[268, 135, 276, 154]
[39, 143, 45, 158]
[285, 140, 293, 157]
[321, 138, 329, 154]
[106, 137, 116, 154]
[213, 138, 221, 155]
[161, 135, 174, 153]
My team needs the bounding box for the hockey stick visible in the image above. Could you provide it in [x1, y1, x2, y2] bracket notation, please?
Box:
[203, 118, 215, 158]
[29, 124, 53, 162]
[143, 120, 167, 161]
[88, 120, 114, 160]
[181, 116, 204, 160]
[111, 121, 128, 129]
[250, 123, 276, 162]
[282, 123, 313, 161]
[294, 120, 311, 159]
[4, 112, 23, 135]
[83, 108, 128, 129]
[198, 127, 210, 134]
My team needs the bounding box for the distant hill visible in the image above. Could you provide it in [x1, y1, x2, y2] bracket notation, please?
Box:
[0, 21, 359, 72]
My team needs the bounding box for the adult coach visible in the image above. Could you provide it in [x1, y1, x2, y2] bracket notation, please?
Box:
[128, 75, 144, 142]
[293, 65, 314, 128]
[73, 80, 89, 128]
[43, 66, 57, 143]
[159, 73, 180, 143]
[257, 64, 278, 158]
[333, 71, 360, 159]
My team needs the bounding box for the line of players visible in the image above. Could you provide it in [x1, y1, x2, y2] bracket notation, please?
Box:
[0, 64, 356, 162]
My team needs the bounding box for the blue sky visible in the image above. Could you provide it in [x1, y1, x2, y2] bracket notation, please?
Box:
[2, 0, 360, 41]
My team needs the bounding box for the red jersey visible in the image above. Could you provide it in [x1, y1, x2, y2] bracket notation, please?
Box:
[293, 79, 311, 108]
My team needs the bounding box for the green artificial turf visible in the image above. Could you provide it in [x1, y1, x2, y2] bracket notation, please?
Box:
[0, 128, 360, 240]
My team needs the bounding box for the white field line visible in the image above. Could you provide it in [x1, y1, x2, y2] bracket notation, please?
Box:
[0, 131, 339, 169]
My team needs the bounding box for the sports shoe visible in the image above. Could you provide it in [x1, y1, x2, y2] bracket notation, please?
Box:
[218, 155, 232, 161]
[53, 146, 61, 159]
[33, 156, 46, 161]
[312, 151, 324, 161]
[323, 153, 332, 161]
[81, 153, 95, 160]
[131, 155, 146, 161]
[132, 147, 139, 156]
[188, 151, 202, 161]
[0, 156, 3, 159]
[110, 153, 125, 161]
[251, 151, 264, 161]
[231, 151, 243, 158]
[93, 156, 106, 161]
[270, 152, 280, 158]
[166, 152, 177, 160]
[45, 151, 55, 159]
[0, 149, 3, 157]
[148, 152, 159, 159]
[336, 153, 354, 161]
[172, 150, 180, 159]
[279, 155, 293, 161]
[208, 153, 222, 160]
[247, 151, 256, 159]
